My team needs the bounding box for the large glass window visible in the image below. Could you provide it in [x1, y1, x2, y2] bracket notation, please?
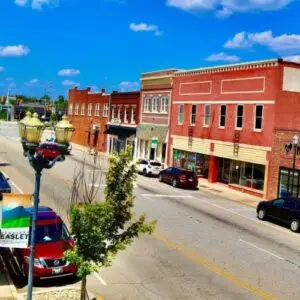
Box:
[236, 105, 244, 129]
[254, 105, 263, 130]
[178, 105, 184, 124]
[219, 105, 226, 127]
[190, 105, 197, 125]
[279, 168, 300, 198]
[203, 104, 211, 126]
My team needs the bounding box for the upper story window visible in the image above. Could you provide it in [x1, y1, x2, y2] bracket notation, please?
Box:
[203, 104, 211, 126]
[95, 103, 100, 116]
[103, 103, 109, 117]
[68, 104, 73, 115]
[152, 97, 159, 113]
[75, 103, 79, 115]
[161, 97, 169, 113]
[178, 104, 184, 125]
[236, 105, 244, 129]
[88, 103, 92, 116]
[117, 106, 121, 121]
[124, 106, 129, 123]
[190, 105, 197, 125]
[219, 105, 227, 127]
[254, 105, 263, 130]
[81, 104, 85, 116]
[131, 107, 136, 123]
[144, 97, 151, 112]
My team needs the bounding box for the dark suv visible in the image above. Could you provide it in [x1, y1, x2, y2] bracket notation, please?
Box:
[158, 167, 198, 189]
[257, 197, 300, 232]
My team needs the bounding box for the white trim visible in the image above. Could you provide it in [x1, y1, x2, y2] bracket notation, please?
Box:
[142, 90, 172, 94]
[170, 134, 272, 151]
[221, 77, 265, 94]
[143, 112, 168, 115]
[173, 100, 275, 104]
[142, 75, 174, 81]
[179, 81, 212, 95]
[142, 116, 169, 119]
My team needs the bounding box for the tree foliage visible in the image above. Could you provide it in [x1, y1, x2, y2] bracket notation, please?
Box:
[64, 148, 156, 299]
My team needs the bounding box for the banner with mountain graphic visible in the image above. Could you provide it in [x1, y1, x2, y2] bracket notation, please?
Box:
[0, 194, 32, 248]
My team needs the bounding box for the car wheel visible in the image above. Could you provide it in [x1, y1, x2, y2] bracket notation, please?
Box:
[143, 169, 147, 176]
[172, 178, 178, 188]
[257, 209, 266, 220]
[158, 174, 163, 182]
[290, 219, 300, 232]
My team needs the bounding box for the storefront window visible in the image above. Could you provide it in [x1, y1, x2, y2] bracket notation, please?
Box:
[279, 168, 300, 198]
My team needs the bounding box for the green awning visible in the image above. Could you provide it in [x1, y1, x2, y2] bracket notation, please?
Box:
[137, 124, 168, 143]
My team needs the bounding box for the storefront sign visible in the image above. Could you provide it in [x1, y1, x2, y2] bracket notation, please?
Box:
[151, 137, 158, 149]
[0, 194, 32, 248]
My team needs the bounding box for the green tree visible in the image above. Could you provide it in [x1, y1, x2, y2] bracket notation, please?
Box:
[65, 149, 156, 300]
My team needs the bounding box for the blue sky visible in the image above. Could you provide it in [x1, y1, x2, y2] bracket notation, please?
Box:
[1, 0, 300, 98]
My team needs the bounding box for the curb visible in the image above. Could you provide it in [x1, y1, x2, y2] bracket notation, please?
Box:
[0, 250, 18, 299]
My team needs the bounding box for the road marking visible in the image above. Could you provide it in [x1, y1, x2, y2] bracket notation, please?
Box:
[239, 239, 285, 260]
[141, 194, 193, 198]
[1, 171, 24, 194]
[229, 208, 254, 212]
[93, 272, 107, 286]
[154, 232, 276, 300]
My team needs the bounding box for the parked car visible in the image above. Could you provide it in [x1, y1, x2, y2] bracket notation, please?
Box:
[257, 197, 300, 232]
[158, 167, 198, 189]
[12, 206, 76, 280]
[136, 159, 164, 176]
[0, 171, 11, 200]
[46, 137, 72, 155]
[36, 143, 61, 160]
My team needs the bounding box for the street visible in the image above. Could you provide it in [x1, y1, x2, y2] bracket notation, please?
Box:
[2, 131, 300, 299]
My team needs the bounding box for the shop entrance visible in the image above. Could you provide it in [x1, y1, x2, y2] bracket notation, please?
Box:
[218, 158, 231, 183]
[278, 168, 300, 198]
[150, 148, 155, 160]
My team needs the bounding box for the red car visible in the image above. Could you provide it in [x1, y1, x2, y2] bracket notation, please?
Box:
[12, 207, 76, 280]
[35, 143, 61, 160]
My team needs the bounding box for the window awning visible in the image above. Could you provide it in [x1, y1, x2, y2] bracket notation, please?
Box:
[106, 125, 136, 138]
[137, 124, 168, 143]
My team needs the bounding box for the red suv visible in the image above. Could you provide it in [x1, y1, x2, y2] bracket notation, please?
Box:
[35, 143, 61, 160]
[12, 207, 76, 280]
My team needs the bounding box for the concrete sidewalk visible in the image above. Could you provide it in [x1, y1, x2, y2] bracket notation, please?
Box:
[0, 254, 18, 300]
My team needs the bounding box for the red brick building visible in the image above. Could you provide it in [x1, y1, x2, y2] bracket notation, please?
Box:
[68, 87, 110, 152]
[136, 69, 177, 163]
[169, 59, 300, 199]
[106, 91, 140, 156]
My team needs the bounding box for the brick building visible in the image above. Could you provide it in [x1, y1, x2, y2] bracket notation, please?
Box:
[106, 91, 140, 156]
[169, 59, 300, 199]
[136, 69, 177, 163]
[68, 87, 110, 152]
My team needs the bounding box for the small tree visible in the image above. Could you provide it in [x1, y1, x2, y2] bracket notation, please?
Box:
[65, 148, 156, 300]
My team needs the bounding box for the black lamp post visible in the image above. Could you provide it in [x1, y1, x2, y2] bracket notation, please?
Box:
[18, 113, 74, 300]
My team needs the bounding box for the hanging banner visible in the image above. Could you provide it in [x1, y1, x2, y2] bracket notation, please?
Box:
[151, 137, 158, 149]
[0, 194, 32, 248]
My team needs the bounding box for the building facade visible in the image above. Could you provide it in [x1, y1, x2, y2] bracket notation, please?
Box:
[68, 87, 110, 153]
[136, 69, 177, 164]
[169, 59, 300, 199]
[106, 91, 140, 156]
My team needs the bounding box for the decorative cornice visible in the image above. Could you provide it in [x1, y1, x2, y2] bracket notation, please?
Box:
[175, 59, 279, 77]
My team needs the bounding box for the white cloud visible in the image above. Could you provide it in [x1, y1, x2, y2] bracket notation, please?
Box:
[119, 81, 139, 92]
[15, 0, 27, 6]
[206, 52, 240, 62]
[0, 45, 30, 57]
[6, 77, 14, 81]
[129, 22, 162, 36]
[0, 66, 4, 72]
[14, 0, 59, 10]
[166, 0, 296, 16]
[225, 30, 300, 55]
[62, 80, 80, 87]
[283, 55, 300, 63]
[58, 68, 80, 76]
[26, 78, 39, 86]
[9, 82, 17, 89]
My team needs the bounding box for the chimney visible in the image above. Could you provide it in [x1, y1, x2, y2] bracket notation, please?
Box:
[101, 88, 105, 94]
[87, 87, 91, 92]
[112, 90, 118, 94]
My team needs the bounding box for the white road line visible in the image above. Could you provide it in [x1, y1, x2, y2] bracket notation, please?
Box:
[141, 194, 193, 198]
[93, 272, 107, 285]
[239, 239, 285, 260]
[1, 171, 24, 194]
[229, 208, 254, 212]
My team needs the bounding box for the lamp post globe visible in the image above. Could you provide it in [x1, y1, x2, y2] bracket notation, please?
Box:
[19, 111, 32, 139]
[55, 115, 74, 154]
[24, 112, 45, 144]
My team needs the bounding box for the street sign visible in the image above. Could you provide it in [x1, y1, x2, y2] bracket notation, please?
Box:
[151, 137, 158, 149]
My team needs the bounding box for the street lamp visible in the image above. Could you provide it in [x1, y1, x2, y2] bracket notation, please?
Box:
[18, 113, 74, 300]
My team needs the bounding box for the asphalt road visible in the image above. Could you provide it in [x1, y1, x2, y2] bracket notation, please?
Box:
[1, 128, 300, 299]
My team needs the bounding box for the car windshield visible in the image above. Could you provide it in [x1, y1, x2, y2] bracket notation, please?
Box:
[150, 162, 162, 166]
[35, 223, 70, 244]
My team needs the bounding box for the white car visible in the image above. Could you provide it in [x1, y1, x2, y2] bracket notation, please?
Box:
[136, 159, 164, 176]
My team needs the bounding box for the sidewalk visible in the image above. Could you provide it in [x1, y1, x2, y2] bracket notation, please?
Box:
[0, 254, 18, 300]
